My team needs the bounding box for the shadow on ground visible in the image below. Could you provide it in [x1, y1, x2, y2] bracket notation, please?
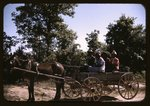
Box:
[50, 96, 119, 102]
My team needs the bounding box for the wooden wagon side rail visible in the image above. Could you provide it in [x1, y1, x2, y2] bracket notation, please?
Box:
[63, 64, 83, 68]
[13, 67, 64, 80]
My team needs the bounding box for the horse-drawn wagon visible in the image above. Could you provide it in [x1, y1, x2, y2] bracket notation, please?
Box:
[63, 66, 139, 101]
[10, 55, 139, 101]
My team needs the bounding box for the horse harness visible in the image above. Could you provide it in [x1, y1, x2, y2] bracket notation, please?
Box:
[27, 59, 39, 77]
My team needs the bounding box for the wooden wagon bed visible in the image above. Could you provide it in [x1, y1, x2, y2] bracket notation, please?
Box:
[63, 71, 139, 101]
[76, 72, 132, 84]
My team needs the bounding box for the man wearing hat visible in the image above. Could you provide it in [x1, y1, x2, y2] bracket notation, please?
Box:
[88, 50, 105, 73]
[87, 49, 96, 67]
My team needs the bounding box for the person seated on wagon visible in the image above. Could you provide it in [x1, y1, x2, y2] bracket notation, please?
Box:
[101, 51, 112, 72]
[87, 49, 96, 67]
[110, 50, 120, 72]
[88, 50, 105, 73]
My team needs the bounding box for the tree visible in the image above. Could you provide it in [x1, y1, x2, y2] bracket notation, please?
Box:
[3, 32, 18, 57]
[56, 43, 86, 65]
[57, 27, 77, 50]
[12, 3, 78, 62]
[85, 30, 102, 52]
[3, 32, 20, 83]
[105, 15, 146, 72]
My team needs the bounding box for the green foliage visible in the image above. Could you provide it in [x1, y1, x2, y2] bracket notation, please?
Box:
[56, 27, 77, 50]
[85, 30, 103, 52]
[105, 15, 146, 72]
[43, 52, 57, 63]
[9, 3, 87, 66]
[6, 5, 146, 73]
[12, 3, 78, 62]
[3, 32, 19, 57]
[56, 44, 86, 65]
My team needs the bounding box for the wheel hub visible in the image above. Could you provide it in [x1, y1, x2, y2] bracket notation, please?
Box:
[91, 88, 95, 92]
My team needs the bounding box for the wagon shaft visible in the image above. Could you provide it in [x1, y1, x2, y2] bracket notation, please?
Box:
[13, 67, 64, 80]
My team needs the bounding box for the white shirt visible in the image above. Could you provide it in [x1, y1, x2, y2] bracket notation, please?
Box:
[88, 57, 105, 72]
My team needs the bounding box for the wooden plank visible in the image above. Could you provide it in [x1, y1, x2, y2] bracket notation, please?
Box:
[77, 72, 132, 82]
[63, 64, 82, 68]
[13, 67, 64, 80]
[106, 72, 123, 81]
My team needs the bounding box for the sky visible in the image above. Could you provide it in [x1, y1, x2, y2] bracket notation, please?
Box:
[3, 3, 146, 52]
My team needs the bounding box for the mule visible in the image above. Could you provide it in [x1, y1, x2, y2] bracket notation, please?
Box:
[11, 55, 65, 101]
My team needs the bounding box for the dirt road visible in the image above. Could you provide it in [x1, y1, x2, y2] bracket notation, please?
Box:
[3, 80, 145, 102]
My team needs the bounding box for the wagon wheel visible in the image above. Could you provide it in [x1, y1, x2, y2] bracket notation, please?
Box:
[118, 73, 139, 100]
[63, 77, 82, 99]
[102, 84, 113, 96]
[134, 73, 145, 83]
[81, 77, 103, 101]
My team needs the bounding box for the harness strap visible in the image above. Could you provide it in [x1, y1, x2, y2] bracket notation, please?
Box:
[35, 62, 39, 76]
[14, 56, 22, 66]
[28, 60, 39, 77]
[28, 60, 32, 70]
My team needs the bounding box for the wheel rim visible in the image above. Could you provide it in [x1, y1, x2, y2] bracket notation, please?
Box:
[81, 77, 103, 101]
[102, 85, 113, 96]
[118, 73, 139, 100]
[63, 77, 82, 98]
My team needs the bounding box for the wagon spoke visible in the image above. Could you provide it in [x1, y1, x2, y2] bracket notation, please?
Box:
[93, 90, 100, 101]
[120, 78, 126, 85]
[123, 90, 127, 98]
[129, 89, 133, 97]
[63, 77, 82, 98]
[81, 77, 102, 101]
[82, 88, 92, 101]
[66, 89, 72, 96]
[118, 73, 139, 100]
